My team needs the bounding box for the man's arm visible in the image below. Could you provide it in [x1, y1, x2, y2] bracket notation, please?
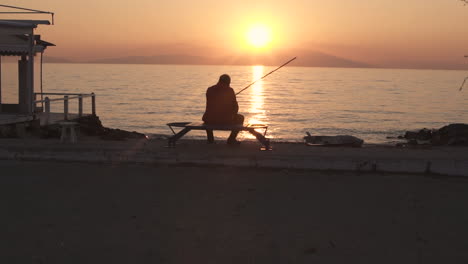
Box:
[202, 87, 211, 122]
[230, 88, 239, 114]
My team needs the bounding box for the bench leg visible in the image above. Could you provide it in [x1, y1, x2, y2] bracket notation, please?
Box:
[60, 126, 66, 143]
[168, 127, 191, 147]
[206, 129, 214, 143]
[70, 126, 77, 144]
[247, 128, 271, 150]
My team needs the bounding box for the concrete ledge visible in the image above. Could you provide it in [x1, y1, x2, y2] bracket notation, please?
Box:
[431, 160, 468, 176]
[0, 138, 467, 177]
[376, 160, 429, 174]
[1, 150, 466, 177]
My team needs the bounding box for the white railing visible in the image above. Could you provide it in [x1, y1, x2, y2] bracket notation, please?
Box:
[34, 92, 96, 125]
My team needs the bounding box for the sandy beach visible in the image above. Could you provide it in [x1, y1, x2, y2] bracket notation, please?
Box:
[1, 144, 468, 263]
[0, 161, 468, 263]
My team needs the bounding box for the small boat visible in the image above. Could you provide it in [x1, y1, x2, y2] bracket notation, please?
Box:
[304, 132, 364, 147]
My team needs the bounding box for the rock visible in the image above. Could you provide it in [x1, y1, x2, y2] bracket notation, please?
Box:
[448, 137, 468, 146]
[31, 115, 147, 141]
[1, 115, 146, 140]
[77, 115, 105, 136]
[404, 128, 432, 141]
[100, 128, 147, 141]
[401, 123, 468, 146]
[403, 131, 418, 140]
[432, 123, 468, 146]
[76, 115, 147, 141]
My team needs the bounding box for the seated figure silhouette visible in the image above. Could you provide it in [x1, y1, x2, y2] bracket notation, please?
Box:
[202, 74, 244, 144]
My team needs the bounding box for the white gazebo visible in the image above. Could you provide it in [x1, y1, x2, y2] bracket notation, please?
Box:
[0, 19, 53, 117]
[0, 6, 96, 129]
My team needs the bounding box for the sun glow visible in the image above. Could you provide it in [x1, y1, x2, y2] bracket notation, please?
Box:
[246, 24, 272, 49]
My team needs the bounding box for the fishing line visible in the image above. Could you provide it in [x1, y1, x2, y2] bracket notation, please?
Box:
[236, 57, 297, 95]
[460, 55, 468, 91]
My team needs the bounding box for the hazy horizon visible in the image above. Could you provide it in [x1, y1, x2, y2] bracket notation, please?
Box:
[39, 52, 468, 71]
[1, 0, 468, 70]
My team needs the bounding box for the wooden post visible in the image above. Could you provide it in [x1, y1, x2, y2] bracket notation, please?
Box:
[78, 94, 83, 117]
[91, 92, 96, 116]
[0, 56, 2, 112]
[64, 95, 69, 120]
[27, 33, 34, 114]
[44, 97, 50, 125]
[33, 93, 38, 113]
[18, 56, 27, 113]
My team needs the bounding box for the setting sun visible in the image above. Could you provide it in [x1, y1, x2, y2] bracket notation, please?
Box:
[246, 24, 272, 49]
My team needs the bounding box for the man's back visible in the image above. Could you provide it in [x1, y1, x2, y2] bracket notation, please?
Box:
[202, 84, 239, 125]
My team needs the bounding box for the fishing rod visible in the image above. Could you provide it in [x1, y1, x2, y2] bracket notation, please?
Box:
[460, 77, 467, 91]
[460, 55, 468, 91]
[236, 56, 297, 95]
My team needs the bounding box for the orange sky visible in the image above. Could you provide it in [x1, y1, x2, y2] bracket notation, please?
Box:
[1, 0, 468, 69]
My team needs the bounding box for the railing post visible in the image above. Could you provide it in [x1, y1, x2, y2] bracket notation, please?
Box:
[64, 95, 69, 120]
[44, 97, 50, 125]
[78, 94, 83, 117]
[91, 92, 96, 116]
[33, 93, 37, 112]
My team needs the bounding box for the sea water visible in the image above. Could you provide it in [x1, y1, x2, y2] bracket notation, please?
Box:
[3, 63, 468, 143]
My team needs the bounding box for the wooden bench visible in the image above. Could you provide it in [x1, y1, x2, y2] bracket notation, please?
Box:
[167, 122, 271, 150]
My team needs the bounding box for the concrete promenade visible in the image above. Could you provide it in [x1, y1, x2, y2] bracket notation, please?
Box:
[0, 137, 466, 176]
[1, 137, 468, 263]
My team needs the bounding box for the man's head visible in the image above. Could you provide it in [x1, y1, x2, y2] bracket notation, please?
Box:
[218, 74, 231, 86]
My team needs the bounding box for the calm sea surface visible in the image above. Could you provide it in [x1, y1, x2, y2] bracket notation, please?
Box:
[5, 63, 468, 143]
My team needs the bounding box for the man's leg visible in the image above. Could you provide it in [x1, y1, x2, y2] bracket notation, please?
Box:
[227, 114, 244, 144]
[206, 129, 214, 144]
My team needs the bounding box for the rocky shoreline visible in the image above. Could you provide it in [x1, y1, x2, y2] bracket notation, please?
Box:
[0, 115, 147, 141]
[1, 116, 468, 148]
[45, 115, 148, 141]
[399, 123, 468, 146]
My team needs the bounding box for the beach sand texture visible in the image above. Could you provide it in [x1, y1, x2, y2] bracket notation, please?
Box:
[1, 160, 468, 263]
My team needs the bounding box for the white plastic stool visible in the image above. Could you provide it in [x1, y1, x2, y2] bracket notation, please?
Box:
[59, 121, 78, 143]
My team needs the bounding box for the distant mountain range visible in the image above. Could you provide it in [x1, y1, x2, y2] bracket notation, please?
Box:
[44, 51, 372, 68]
[42, 56, 74, 63]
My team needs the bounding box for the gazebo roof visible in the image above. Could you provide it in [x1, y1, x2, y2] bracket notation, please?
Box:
[0, 20, 53, 56]
[0, 44, 53, 56]
[0, 19, 50, 28]
[0, 45, 30, 55]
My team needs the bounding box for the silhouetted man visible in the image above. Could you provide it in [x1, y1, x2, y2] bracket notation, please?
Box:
[202, 74, 244, 144]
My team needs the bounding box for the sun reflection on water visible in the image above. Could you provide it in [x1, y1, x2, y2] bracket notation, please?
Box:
[244, 65, 269, 139]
